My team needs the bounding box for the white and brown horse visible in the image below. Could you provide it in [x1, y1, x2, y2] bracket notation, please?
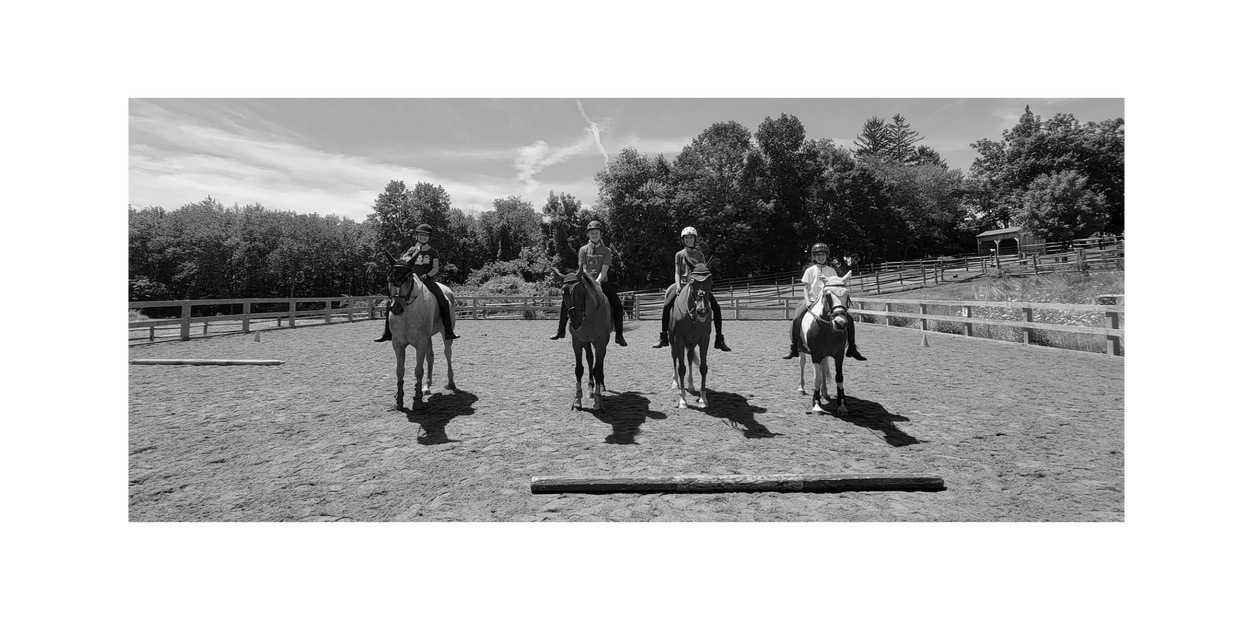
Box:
[384, 251, 456, 408]
[797, 271, 852, 414]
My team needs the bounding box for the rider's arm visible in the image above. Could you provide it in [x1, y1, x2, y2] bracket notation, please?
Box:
[674, 255, 684, 291]
[597, 264, 608, 283]
[427, 257, 440, 278]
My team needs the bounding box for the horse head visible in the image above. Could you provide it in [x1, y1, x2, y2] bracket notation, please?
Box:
[557, 265, 596, 334]
[385, 251, 419, 315]
[816, 271, 852, 331]
[682, 264, 712, 323]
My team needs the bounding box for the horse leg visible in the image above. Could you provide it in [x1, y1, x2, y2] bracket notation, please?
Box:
[811, 359, 826, 413]
[442, 336, 456, 391]
[798, 351, 808, 394]
[675, 343, 689, 409]
[394, 343, 407, 409]
[593, 341, 606, 412]
[584, 344, 596, 393]
[834, 353, 848, 415]
[572, 342, 585, 411]
[424, 338, 434, 393]
[686, 345, 696, 395]
[413, 346, 425, 403]
[696, 344, 708, 407]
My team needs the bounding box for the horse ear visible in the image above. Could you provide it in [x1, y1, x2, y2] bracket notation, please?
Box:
[384, 251, 396, 265]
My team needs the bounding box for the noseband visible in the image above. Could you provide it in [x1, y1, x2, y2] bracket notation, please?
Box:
[388, 266, 417, 304]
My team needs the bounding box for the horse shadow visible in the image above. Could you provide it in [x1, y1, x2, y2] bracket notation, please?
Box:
[817, 396, 922, 447]
[401, 389, 478, 445]
[589, 391, 666, 445]
[700, 391, 780, 439]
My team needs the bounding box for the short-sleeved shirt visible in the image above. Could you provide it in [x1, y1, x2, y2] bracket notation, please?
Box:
[675, 248, 707, 285]
[401, 244, 439, 277]
[801, 263, 839, 302]
[579, 241, 612, 279]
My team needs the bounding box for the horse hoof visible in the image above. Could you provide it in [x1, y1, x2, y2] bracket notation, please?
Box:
[811, 405, 824, 413]
[677, 401, 687, 409]
[797, 388, 807, 395]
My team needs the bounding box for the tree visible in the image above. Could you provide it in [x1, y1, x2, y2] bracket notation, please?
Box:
[968, 105, 1124, 235]
[541, 191, 583, 270]
[853, 116, 888, 157]
[1013, 170, 1110, 241]
[886, 113, 924, 164]
[594, 148, 678, 289]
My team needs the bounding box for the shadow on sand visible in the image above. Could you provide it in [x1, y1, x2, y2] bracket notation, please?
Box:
[813, 396, 922, 447]
[587, 391, 666, 445]
[401, 389, 478, 445]
[700, 391, 780, 439]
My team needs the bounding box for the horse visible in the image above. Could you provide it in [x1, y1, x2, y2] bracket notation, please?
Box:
[796, 271, 852, 414]
[383, 251, 456, 408]
[554, 265, 612, 412]
[667, 264, 713, 409]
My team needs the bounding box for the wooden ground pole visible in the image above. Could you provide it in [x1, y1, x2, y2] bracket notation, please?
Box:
[531, 473, 944, 494]
[130, 359, 285, 366]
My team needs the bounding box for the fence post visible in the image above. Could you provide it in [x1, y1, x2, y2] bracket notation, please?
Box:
[919, 303, 927, 331]
[964, 305, 973, 337]
[180, 302, 191, 341]
[734, 298, 739, 320]
[242, 301, 251, 333]
[1023, 306, 1034, 344]
[1116, 312, 1125, 357]
[875, 273, 881, 294]
[149, 325, 155, 342]
[921, 261, 927, 286]
[347, 298, 354, 322]
[288, 298, 297, 328]
[885, 303, 891, 327]
[784, 298, 790, 320]
[324, 300, 332, 323]
[473, 298, 480, 319]
[368, 298, 376, 320]
[1032, 254, 1039, 276]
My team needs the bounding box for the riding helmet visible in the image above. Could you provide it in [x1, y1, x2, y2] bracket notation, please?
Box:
[416, 224, 433, 236]
[810, 242, 829, 255]
[586, 220, 603, 233]
[681, 226, 699, 240]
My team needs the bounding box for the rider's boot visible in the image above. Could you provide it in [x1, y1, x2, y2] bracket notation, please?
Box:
[782, 340, 799, 359]
[846, 346, 867, 361]
[714, 333, 731, 351]
[846, 319, 866, 360]
[374, 307, 392, 342]
[651, 332, 669, 348]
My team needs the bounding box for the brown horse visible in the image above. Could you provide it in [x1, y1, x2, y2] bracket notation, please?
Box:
[384, 251, 456, 408]
[667, 263, 713, 409]
[554, 265, 612, 412]
[796, 271, 852, 414]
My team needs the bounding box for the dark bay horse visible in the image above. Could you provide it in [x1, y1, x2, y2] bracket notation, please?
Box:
[667, 264, 713, 409]
[384, 251, 456, 408]
[555, 266, 612, 412]
[797, 272, 852, 414]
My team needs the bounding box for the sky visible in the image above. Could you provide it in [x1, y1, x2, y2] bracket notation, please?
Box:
[129, 98, 1124, 221]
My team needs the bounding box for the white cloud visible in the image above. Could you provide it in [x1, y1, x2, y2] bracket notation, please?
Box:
[130, 105, 521, 218]
[510, 132, 599, 194]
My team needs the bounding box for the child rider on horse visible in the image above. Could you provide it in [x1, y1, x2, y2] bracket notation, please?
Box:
[374, 223, 460, 342]
[782, 242, 865, 361]
[651, 226, 731, 352]
[550, 220, 628, 346]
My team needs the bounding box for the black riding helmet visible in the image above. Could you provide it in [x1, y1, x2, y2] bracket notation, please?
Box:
[416, 223, 433, 236]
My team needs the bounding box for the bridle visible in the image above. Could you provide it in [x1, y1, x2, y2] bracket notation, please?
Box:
[387, 264, 419, 308]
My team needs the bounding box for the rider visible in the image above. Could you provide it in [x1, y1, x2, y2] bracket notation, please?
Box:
[651, 226, 731, 351]
[374, 223, 460, 342]
[549, 220, 628, 346]
[782, 242, 865, 361]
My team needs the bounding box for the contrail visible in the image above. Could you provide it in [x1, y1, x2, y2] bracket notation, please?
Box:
[576, 100, 608, 167]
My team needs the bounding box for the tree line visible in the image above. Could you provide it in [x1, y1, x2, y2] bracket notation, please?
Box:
[129, 105, 1123, 299]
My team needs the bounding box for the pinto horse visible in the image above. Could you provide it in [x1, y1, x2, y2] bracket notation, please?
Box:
[384, 251, 456, 408]
[667, 264, 713, 409]
[555, 266, 612, 412]
[796, 271, 853, 414]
